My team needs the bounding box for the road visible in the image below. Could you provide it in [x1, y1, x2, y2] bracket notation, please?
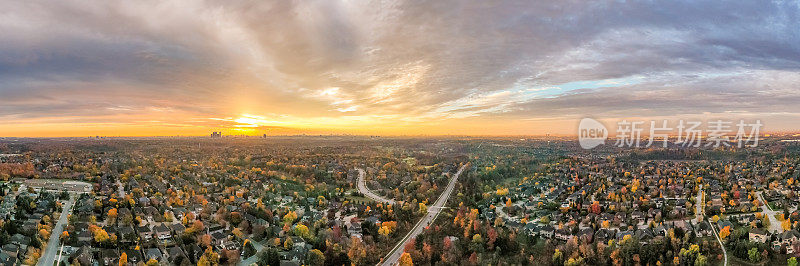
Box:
[238, 238, 265, 266]
[38, 194, 76, 266]
[757, 191, 784, 233]
[116, 179, 126, 198]
[698, 185, 726, 266]
[356, 168, 396, 205]
[495, 205, 520, 223]
[380, 164, 468, 266]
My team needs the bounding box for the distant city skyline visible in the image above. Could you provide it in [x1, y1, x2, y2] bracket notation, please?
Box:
[2, 1, 800, 137]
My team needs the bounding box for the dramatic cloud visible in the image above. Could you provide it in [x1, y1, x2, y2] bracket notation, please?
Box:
[1, 0, 799, 136]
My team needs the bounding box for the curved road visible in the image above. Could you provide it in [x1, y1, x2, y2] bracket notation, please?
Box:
[379, 164, 468, 266]
[356, 168, 395, 205]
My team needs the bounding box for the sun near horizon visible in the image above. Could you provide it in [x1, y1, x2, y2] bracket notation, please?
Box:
[3, 1, 800, 137]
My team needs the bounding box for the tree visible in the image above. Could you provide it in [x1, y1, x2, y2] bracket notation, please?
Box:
[565, 257, 584, 266]
[694, 254, 707, 266]
[552, 249, 564, 265]
[60, 231, 69, 242]
[222, 249, 240, 265]
[306, 249, 324, 266]
[590, 201, 601, 214]
[190, 220, 205, 234]
[200, 234, 212, 247]
[232, 228, 244, 239]
[719, 226, 730, 240]
[472, 234, 482, 243]
[38, 229, 49, 239]
[119, 252, 127, 266]
[294, 224, 311, 240]
[399, 252, 413, 266]
[748, 247, 761, 263]
[347, 236, 366, 265]
[198, 246, 220, 266]
[284, 237, 294, 250]
[92, 227, 110, 243]
[469, 252, 478, 264]
[788, 257, 798, 266]
[107, 208, 118, 224]
[259, 248, 280, 266]
[283, 211, 298, 224]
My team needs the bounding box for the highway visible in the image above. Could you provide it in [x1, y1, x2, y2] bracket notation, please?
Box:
[356, 168, 395, 205]
[379, 164, 468, 266]
[38, 193, 76, 266]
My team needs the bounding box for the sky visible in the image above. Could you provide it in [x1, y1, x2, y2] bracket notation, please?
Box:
[1, 1, 800, 137]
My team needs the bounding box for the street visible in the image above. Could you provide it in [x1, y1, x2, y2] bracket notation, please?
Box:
[37, 193, 76, 266]
[237, 239, 265, 266]
[356, 168, 395, 205]
[698, 185, 727, 266]
[757, 191, 784, 233]
[380, 164, 467, 266]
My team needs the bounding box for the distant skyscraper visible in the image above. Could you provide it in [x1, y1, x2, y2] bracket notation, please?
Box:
[211, 132, 222, 138]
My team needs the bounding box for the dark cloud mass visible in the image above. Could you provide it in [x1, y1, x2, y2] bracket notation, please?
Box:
[1, 0, 799, 134]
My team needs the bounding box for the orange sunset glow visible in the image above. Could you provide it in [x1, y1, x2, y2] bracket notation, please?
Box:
[2, 1, 800, 137]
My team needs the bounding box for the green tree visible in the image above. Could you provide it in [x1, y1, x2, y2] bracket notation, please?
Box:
[694, 254, 707, 266]
[259, 248, 280, 266]
[748, 248, 761, 263]
[789, 257, 798, 266]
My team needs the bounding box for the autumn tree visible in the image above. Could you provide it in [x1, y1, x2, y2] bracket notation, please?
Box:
[232, 228, 244, 239]
[200, 234, 212, 247]
[347, 236, 366, 265]
[284, 237, 294, 250]
[60, 231, 69, 243]
[38, 228, 50, 239]
[198, 246, 220, 266]
[107, 208, 118, 224]
[119, 252, 127, 266]
[719, 226, 730, 240]
[399, 252, 413, 266]
[306, 249, 325, 266]
[294, 224, 312, 240]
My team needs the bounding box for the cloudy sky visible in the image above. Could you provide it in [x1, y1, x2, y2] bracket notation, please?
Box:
[1, 0, 799, 136]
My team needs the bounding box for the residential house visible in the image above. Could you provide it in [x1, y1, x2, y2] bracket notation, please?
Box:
[750, 228, 768, 243]
[137, 226, 153, 241]
[99, 249, 120, 266]
[153, 224, 171, 240]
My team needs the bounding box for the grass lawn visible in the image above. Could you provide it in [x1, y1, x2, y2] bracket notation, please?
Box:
[344, 190, 376, 204]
